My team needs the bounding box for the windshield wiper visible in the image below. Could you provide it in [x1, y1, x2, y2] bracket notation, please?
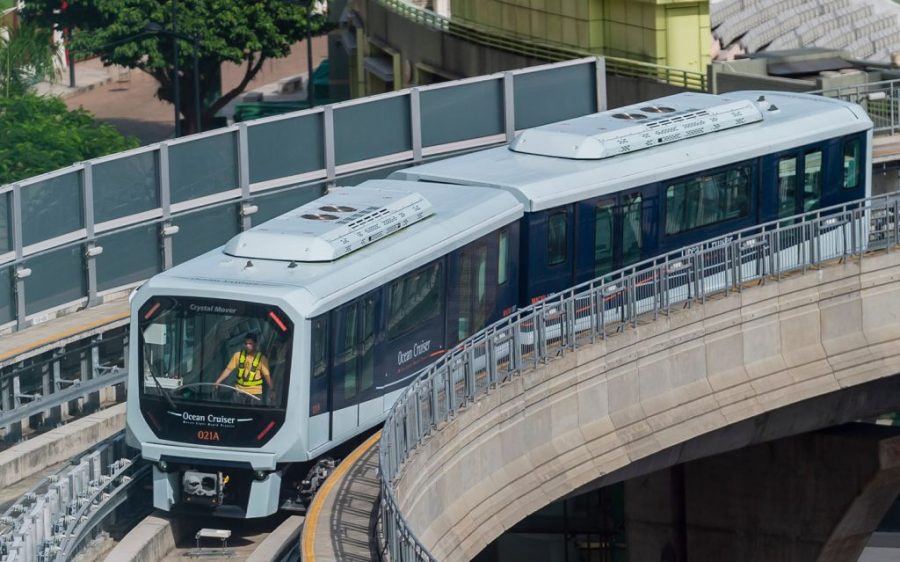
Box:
[144, 353, 177, 410]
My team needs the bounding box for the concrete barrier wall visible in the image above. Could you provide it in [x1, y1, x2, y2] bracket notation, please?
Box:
[0, 402, 125, 488]
[393, 251, 900, 561]
[102, 514, 180, 562]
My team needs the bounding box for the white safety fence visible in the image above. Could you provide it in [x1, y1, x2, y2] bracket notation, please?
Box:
[378, 192, 900, 562]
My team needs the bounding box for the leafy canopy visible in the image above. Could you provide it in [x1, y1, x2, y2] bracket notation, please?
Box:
[0, 94, 139, 185]
[23, 0, 322, 132]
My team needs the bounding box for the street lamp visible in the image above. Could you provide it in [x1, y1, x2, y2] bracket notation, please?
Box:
[286, 0, 316, 109]
[144, 22, 201, 135]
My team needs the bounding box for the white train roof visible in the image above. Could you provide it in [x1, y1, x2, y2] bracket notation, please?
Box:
[140, 180, 523, 318]
[392, 91, 872, 212]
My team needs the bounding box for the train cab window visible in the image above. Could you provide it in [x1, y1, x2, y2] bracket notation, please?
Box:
[777, 157, 798, 219]
[802, 150, 823, 212]
[594, 200, 614, 276]
[137, 297, 293, 409]
[548, 212, 568, 265]
[843, 139, 861, 189]
[388, 261, 444, 340]
[498, 230, 509, 286]
[665, 164, 750, 234]
[622, 195, 642, 266]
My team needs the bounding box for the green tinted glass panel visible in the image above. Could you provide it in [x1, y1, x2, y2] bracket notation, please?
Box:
[96, 225, 161, 292]
[778, 157, 798, 219]
[803, 151, 823, 212]
[253, 183, 326, 224]
[843, 139, 861, 190]
[623, 196, 642, 267]
[0, 266, 12, 325]
[665, 164, 751, 234]
[388, 261, 443, 340]
[548, 212, 567, 266]
[420, 79, 504, 147]
[93, 151, 159, 223]
[595, 201, 614, 276]
[172, 205, 239, 265]
[514, 63, 596, 130]
[25, 246, 86, 314]
[21, 172, 83, 246]
[498, 230, 509, 285]
[333, 96, 411, 166]
[248, 114, 325, 184]
[0, 192, 10, 254]
[169, 132, 239, 203]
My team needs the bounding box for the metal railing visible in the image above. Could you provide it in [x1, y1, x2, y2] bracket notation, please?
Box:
[378, 192, 900, 561]
[375, 0, 709, 91]
[0, 432, 149, 562]
[0, 58, 604, 335]
[810, 79, 900, 136]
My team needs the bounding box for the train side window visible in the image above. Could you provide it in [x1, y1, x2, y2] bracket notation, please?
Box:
[388, 261, 444, 340]
[622, 195, 642, 266]
[777, 157, 797, 219]
[843, 139, 861, 189]
[665, 164, 750, 234]
[802, 150, 823, 212]
[334, 303, 358, 403]
[594, 200, 614, 276]
[359, 295, 376, 395]
[548, 212, 568, 265]
[498, 230, 509, 286]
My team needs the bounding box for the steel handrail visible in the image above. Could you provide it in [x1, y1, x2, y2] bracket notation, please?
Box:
[378, 191, 900, 561]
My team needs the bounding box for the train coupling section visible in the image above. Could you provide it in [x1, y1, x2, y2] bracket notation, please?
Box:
[282, 458, 336, 513]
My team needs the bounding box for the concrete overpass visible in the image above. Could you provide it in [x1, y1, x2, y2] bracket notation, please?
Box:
[380, 197, 900, 561]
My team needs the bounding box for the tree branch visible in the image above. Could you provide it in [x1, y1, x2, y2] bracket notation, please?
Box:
[207, 53, 267, 117]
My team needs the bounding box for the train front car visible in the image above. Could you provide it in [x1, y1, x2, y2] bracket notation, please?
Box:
[126, 179, 523, 518]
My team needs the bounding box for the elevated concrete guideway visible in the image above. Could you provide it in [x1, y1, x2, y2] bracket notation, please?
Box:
[390, 247, 900, 561]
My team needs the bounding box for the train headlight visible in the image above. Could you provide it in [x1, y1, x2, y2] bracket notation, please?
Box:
[253, 470, 267, 481]
[158, 460, 169, 472]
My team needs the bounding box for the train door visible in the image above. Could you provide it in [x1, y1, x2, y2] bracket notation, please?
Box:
[307, 316, 330, 450]
[449, 238, 498, 346]
[524, 205, 575, 301]
[766, 146, 825, 222]
[574, 189, 649, 285]
[329, 294, 378, 440]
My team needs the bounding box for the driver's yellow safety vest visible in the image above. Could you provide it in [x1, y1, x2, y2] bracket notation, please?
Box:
[236, 351, 263, 389]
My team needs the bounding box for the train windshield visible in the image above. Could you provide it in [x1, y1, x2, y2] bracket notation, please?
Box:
[138, 296, 293, 408]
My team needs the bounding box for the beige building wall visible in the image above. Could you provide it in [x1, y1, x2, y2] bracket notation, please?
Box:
[450, 0, 710, 74]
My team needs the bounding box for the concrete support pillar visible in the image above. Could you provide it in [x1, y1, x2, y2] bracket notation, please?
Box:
[624, 425, 900, 562]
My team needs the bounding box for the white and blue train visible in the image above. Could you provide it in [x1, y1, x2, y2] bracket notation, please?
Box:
[127, 90, 872, 518]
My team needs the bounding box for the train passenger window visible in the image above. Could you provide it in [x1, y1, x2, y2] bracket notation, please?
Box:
[359, 296, 376, 395]
[594, 201, 614, 276]
[498, 230, 509, 286]
[622, 195, 642, 266]
[388, 262, 444, 340]
[777, 157, 797, 219]
[843, 139, 861, 189]
[334, 303, 359, 403]
[548, 212, 568, 265]
[803, 151, 823, 212]
[457, 244, 492, 341]
[665, 164, 750, 234]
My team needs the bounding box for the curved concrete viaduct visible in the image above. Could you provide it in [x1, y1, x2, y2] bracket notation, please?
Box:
[393, 249, 900, 561]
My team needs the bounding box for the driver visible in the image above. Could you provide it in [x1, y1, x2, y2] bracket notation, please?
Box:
[214, 333, 275, 402]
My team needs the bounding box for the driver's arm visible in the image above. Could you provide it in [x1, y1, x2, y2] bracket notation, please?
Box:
[215, 353, 238, 384]
[260, 358, 274, 390]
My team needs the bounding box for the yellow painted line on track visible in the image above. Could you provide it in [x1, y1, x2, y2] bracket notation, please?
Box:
[302, 429, 382, 562]
[0, 311, 130, 363]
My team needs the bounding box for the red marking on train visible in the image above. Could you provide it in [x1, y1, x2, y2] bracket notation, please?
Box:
[268, 311, 288, 332]
[143, 302, 161, 320]
[257, 421, 276, 441]
[429, 349, 446, 358]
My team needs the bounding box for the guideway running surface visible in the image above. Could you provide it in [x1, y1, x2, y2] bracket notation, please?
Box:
[303, 431, 382, 562]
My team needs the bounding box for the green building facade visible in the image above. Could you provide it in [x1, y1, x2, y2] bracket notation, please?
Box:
[451, 0, 710, 74]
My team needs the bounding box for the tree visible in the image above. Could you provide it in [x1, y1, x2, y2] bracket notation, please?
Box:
[23, 0, 324, 134]
[0, 94, 139, 184]
[0, 22, 59, 97]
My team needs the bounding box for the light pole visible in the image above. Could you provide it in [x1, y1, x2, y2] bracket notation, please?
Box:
[286, 0, 315, 109]
[171, 0, 180, 136]
[145, 22, 201, 134]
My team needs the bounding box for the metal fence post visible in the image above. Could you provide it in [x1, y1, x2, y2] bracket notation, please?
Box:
[82, 162, 99, 306]
[159, 143, 174, 270]
[323, 106, 336, 188]
[503, 71, 516, 142]
[11, 184, 26, 330]
[237, 123, 253, 231]
[410, 88, 423, 163]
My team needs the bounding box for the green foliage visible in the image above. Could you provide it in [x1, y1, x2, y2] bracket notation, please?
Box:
[0, 94, 139, 185]
[0, 22, 59, 97]
[23, 0, 324, 133]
